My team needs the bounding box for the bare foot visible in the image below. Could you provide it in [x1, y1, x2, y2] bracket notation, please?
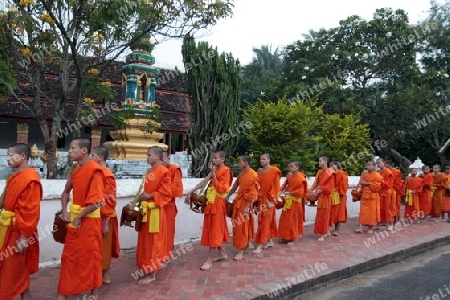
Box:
[247, 241, 255, 250]
[287, 241, 294, 246]
[263, 241, 274, 249]
[332, 231, 340, 236]
[367, 230, 374, 234]
[298, 234, 303, 239]
[317, 237, 325, 242]
[213, 253, 228, 262]
[353, 229, 363, 234]
[138, 273, 156, 285]
[102, 269, 111, 284]
[200, 261, 212, 271]
[233, 250, 244, 261]
[253, 245, 262, 254]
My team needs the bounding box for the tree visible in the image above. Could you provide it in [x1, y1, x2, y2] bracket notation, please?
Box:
[181, 34, 241, 177]
[0, 0, 234, 178]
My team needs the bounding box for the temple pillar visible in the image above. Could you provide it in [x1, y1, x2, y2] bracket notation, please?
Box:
[16, 122, 29, 144]
[91, 127, 102, 149]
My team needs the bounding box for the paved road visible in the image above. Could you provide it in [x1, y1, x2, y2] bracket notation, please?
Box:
[296, 243, 450, 300]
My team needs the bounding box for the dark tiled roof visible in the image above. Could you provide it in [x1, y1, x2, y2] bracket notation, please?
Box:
[1, 57, 191, 132]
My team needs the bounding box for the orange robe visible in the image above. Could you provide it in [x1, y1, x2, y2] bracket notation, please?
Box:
[431, 173, 448, 217]
[404, 176, 422, 219]
[419, 173, 434, 216]
[166, 164, 183, 251]
[58, 160, 105, 295]
[359, 171, 383, 226]
[255, 166, 280, 245]
[390, 168, 403, 217]
[136, 165, 171, 273]
[313, 169, 335, 234]
[100, 167, 120, 271]
[379, 168, 394, 223]
[232, 169, 259, 250]
[0, 169, 42, 300]
[200, 166, 232, 248]
[279, 172, 307, 240]
[330, 170, 348, 225]
[441, 173, 450, 212]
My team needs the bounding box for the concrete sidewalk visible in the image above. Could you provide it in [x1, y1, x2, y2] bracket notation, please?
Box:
[29, 214, 450, 300]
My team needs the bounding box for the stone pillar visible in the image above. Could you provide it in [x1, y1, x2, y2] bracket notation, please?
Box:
[16, 122, 29, 144]
[91, 127, 102, 149]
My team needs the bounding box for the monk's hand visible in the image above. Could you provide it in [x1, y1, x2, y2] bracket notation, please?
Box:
[16, 235, 29, 253]
[72, 216, 81, 228]
[102, 222, 109, 237]
[61, 210, 70, 222]
[184, 193, 191, 205]
[138, 192, 150, 201]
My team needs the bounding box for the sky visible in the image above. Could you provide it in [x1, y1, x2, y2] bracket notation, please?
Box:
[151, 0, 437, 71]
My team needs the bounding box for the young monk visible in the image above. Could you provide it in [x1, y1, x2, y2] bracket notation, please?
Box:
[385, 160, 404, 225]
[404, 168, 423, 223]
[253, 153, 280, 254]
[376, 158, 394, 231]
[135, 146, 172, 285]
[91, 146, 120, 284]
[278, 161, 307, 245]
[354, 160, 383, 234]
[58, 139, 105, 300]
[312, 156, 335, 242]
[0, 143, 42, 300]
[162, 152, 184, 253]
[419, 165, 434, 218]
[430, 164, 448, 220]
[329, 161, 348, 236]
[185, 150, 232, 271]
[441, 166, 450, 221]
[226, 155, 259, 261]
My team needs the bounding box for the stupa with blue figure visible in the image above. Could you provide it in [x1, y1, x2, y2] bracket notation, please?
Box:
[104, 36, 168, 161]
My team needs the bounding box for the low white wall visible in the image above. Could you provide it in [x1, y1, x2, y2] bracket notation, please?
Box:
[0, 176, 361, 266]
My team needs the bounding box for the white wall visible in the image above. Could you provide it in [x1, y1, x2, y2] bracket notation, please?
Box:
[0, 176, 361, 266]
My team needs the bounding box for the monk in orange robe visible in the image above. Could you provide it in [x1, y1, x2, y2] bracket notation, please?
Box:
[376, 158, 394, 231]
[185, 150, 232, 271]
[162, 152, 184, 253]
[354, 160, 383, 234]
[0, 143, 42, 300]
[385, 160, 404, 224]
[278, 161, 307, 245]
[329, 161, 348, 236]
[419, 165, 433, 217]
[312, 156, 335, 242]
[58, 139, 105, 300]
[441, 166, 450, 221]
[91, 146, 120, 284]
[135, 146, 172, 285]
[226, 155, 259, 261]
[431, 164, 448, 219]
[404, 168, 423, 222]
[253, 153, 280, 254]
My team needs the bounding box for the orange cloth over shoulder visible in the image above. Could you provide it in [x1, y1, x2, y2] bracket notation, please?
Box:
[419, 173, 434, 216]
[359, 171, 382, 226]
[330, 169, 348, 225]
[166, 163, 183, 251]
[232, 168, 259, 250]
[255, 166, 281, 245]
[0, 168, 42, 300]
[58, 160, 105, 295]
[313, 168, 334, 235]
[100, 167, 120, 270]
[200, 166, 232, 248]
[136, 164, 172, 273]
[404, 176, 422, 219]
[431, 173, 448, 217]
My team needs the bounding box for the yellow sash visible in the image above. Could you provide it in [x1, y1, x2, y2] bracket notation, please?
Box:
[405, 189, 413, 205]
[68, 203, 100, 228]
[331, 189, 340, 205]
[141, 201, 159, 233]
[0, 210, 15, 249]
[430, 186, 437, 197]
[282, 194, 301, 212]
[206, 186, 227, 205]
